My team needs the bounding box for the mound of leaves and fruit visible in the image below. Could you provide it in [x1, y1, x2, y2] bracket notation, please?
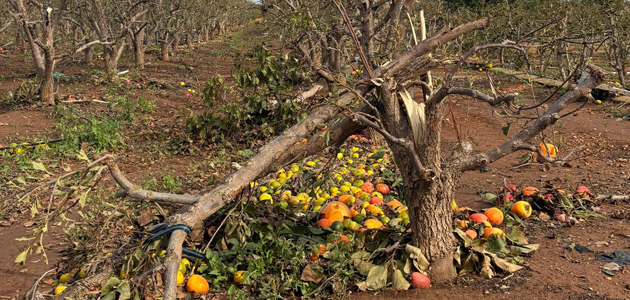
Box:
[50, 137, 599, 299]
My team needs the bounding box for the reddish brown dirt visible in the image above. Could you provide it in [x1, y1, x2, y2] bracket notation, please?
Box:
[354, 206, 630, 300]
[0, 222, 63, 299]
[1, 33, 630, 299]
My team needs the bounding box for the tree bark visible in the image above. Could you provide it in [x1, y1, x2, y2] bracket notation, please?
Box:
[40, 58, 55, 105]
[172, 32, 181, 53]
[160, 40, 170, 61]
[84, 43, 93, 65]
[204, 26, 210, 43]
[186, 33, 194, 48]
[376, 79, 457, 282]
[134, 28, 146, 69]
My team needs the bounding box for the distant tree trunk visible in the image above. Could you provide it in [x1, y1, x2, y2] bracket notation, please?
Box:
[186, 33, 193, 48]
[10, 0, 56, 105]
[72, 26, 80, 49]
[15, 30, 26, 55]
[133, 28, 146, 69]
[608, 15, 626, 88]
[39, 25, 56, 106]
[84, 44, 93, 65]
[147, 27, 157, 46]
[103, 42, 125, 76]
[204, 26, 210, 43]
[172, 32, 181, 53]
[160, 40, 170, 61]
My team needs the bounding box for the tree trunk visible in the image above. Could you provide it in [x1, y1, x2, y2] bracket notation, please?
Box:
[134, 28, 146, 69]
[378, 80, 457, 283]
[39, 69, 55, 105]
[204, 26, 210, 43]
[15, 30, 26, 55]
[404, 174, 458, 282]
[160, 41, 170, 61]
[172, 33, 181, 53]
[185, 33, 193, 48]
[40, 24, 56, 106]
[84, 44, 93, 65]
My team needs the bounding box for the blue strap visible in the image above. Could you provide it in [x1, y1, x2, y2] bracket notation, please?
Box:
[143, 224, 204, 259]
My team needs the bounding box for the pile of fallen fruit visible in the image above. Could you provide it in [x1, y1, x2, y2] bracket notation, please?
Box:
[50, 136, 600, 298]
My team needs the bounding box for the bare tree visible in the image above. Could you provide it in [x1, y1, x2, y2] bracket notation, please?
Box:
[8, 0, 58, 105]
[84, 0, 148, 75]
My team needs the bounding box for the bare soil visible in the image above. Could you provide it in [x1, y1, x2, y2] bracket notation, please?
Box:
[1, 31, 629, 299]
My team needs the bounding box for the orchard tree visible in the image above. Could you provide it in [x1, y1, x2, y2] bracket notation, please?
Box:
[83, 0, 149, 75]
[7, 0, 60, 105]
[151, 0, 182, 61]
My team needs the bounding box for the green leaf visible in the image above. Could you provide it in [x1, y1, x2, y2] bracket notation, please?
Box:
[101, 277, 121, 294]
[228, 284, 236, 296]
[16, 177, 26, 185]
[78, 188, 91, 208]
[77, 149, 90, 162]
[102, 294, 116, 300]
[14, 247, 30, 264]
[486, 235, 509, 253]
[506, 226, 528, 245]
[32, 161, 51, 174]
[391, 269, 410, 290]
[356, 281, 368, 291]
[502, 122, 511, 136]
[453, 228, 473, 247]
[403, 258, 412, 275]
[117, 281, 131, 300]
[352, 251, 376, 276]
[487, 252, 523, 273]
[307, 227, 325, 235]
[510, 243, 539, 255]
[471, 239, 488, 253]
[405, 244, 429, 271]
[366, 265, 388, 291]
[484, 193, 497, 203]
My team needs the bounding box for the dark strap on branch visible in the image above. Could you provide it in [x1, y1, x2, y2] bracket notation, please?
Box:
[143, 224, 204, 259]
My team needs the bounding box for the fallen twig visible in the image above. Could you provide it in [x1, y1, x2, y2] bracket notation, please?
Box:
[25, 268, 56, 300]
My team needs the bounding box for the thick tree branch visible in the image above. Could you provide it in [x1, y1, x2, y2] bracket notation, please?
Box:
[460, 65, 604, 171]
[0, 19, 13, 35]
[378, 18, 492, 81]
[72, 40, 114, 55]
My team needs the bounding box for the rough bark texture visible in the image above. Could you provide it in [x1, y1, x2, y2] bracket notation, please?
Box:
[9, 0, 56, 105]
[160, 41, 170, 61]
[84, 44, 93, 65]
[171, 32, 180, 53]
[378, 79, 457, 282]
[134, 28, 146, 69]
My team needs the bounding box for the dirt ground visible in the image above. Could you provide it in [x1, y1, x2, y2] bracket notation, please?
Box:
[1, 30, 629, 299]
